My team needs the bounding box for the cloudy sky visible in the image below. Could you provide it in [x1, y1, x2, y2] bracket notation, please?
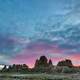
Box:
[0, 0, 80, 68]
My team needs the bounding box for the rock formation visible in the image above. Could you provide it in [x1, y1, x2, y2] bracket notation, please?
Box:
[57, 59, 73, 67]
[34, 55, 53, 73]
[35, 56, 53, 68]
[35, 56, 48, 68]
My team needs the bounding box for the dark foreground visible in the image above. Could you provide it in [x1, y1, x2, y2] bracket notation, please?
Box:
[0, 73, 80, 80]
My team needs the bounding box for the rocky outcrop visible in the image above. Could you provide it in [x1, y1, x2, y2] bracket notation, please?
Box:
[49, 59, 53, 65]
[35, 56, 53, 68]
[57, 59, 73, 67]
[34, 56, 53, 73]
[35, 56, 48, 68]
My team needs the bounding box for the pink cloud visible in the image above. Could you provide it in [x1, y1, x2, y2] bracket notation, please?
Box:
[11, 41, 80, 68]
[11, 42, 65, 68]
[67, 54, 80, 66]
[11, 55, 37, 68]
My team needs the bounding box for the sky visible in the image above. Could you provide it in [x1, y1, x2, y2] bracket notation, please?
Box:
[0, 0, 80, 68]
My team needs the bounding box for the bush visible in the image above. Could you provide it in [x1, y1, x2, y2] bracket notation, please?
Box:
[62, 67, 77, 73]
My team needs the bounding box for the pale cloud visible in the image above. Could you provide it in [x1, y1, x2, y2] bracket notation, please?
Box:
[0, 54, 10, 64]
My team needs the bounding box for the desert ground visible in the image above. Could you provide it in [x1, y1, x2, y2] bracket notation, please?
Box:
[0, 73, 80, 80]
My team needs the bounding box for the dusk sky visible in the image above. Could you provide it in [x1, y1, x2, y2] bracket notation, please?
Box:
[0, 0, 80, 68]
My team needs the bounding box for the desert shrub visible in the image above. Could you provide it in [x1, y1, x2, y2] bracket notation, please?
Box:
[62, 67, 77, 73]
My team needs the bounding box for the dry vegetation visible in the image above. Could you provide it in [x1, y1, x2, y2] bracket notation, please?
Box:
[0, 73, 80, 80]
